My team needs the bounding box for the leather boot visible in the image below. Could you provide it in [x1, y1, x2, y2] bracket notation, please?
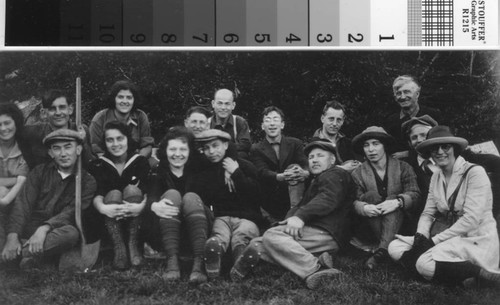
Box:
[232, 245, 246, 263]
[164, 255, 180, 281]
[127, 217, 143, 267]
[433, 261, 480, 285]
[189, 256, 207, 284]
[204, 237, 223, 279]
[105, 217, 129, 270]
[230, 244, 260, 282]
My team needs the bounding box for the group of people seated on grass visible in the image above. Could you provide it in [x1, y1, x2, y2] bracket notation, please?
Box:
[1, 76, 500, 290]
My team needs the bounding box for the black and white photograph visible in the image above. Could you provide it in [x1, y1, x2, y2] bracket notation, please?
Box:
[0, 50, 499, 305]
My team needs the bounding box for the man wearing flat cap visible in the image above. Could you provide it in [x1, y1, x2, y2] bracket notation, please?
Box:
[351, 126, 420, 269]
[188, 129, 262, 279]
[230, 140, 355, 290]
[1, 129, 96, 269]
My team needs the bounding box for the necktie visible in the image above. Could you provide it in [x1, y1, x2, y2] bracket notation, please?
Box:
[271, 143, 280, 160]
[422, 159, 434, 176]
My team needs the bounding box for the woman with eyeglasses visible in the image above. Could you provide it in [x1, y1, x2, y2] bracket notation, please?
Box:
[388, 125, 500, 286]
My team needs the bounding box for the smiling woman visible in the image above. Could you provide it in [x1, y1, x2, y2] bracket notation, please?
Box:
[87, 121, 150, 270]
[141, 126, 211, 284]
[89, 80, 154, 159]
[389, 125, 500, 286]
[0, 103, 29, 255]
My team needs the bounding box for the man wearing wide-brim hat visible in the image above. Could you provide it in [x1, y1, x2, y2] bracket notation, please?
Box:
[351, 126, 420, 269]
[189, 129, 262, 279]
[231, 140, 356, 289]
[1, 129, 96, 269]
[388, 125, 500, 287]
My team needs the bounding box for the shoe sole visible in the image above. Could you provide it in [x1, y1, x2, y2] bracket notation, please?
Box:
[230, 247, 260, 282]
[306, 268, 344, 290]
[204, 238, 222, 279]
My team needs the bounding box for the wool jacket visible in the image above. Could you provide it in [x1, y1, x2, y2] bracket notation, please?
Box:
[351, 157, 421, 217]
[7, 161, 96, 238]
[250, 136, 308, 219]
[286, 166, 355, 247]
[187, 156, 262, 225]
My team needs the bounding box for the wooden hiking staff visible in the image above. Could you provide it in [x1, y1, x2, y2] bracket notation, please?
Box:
[59, 77, 100, 272]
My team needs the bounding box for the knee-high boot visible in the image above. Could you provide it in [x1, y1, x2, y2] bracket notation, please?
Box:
[433, 261, 480, 285]
[105, 217, 129, 270]
[127, 217, 143, 267]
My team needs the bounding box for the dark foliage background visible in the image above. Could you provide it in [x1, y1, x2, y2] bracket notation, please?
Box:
[0, 51, 498, 146]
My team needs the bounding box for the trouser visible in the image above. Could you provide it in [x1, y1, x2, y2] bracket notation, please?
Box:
[210, 216, 259, 252]
[366, 209, 404, 249]
[251, 225, 339, 279]
[22, 225, 80, 258]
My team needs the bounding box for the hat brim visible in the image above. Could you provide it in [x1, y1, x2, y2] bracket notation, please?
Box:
[194, 136, 230, 143]
[416, 137, 468, 155]
[352, 132, 395, 155]
[44, 136, 82, 146]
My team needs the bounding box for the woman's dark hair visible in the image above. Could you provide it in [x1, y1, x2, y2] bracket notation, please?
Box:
[41, 89, 71, 109]
[106, 80, 141, 111]
[0, 102, 25, 139]
[157, 126, 195, 163]
[102, 121, 138, 159]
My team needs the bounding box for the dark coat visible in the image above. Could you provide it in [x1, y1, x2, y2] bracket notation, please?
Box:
[286, 166, 355, 247]
[250, 136, 307, 219]
[7, 162, 96, 238]
[385, 104, 442, 153]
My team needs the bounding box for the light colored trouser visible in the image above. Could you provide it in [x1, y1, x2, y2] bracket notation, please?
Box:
[248, 225, 339, 279]
[210, 216, 259, 252]
[388, 238, 436, 280]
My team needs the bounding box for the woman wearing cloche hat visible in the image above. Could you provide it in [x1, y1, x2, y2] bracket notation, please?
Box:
[389, 125, 500, 286]
[351, 126, 421, 270]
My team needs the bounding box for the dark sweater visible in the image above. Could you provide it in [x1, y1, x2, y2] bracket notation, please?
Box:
[188, 157, 262, 224]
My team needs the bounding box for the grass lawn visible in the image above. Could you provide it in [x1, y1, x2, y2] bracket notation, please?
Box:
[1, 248, 499, 305]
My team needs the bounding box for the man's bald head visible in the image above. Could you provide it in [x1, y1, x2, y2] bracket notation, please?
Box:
[212, 89, 235, 120]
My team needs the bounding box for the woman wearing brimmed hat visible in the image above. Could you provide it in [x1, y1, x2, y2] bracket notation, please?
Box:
[351, 126, 421, 269]
[388, 125, 500, 286]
